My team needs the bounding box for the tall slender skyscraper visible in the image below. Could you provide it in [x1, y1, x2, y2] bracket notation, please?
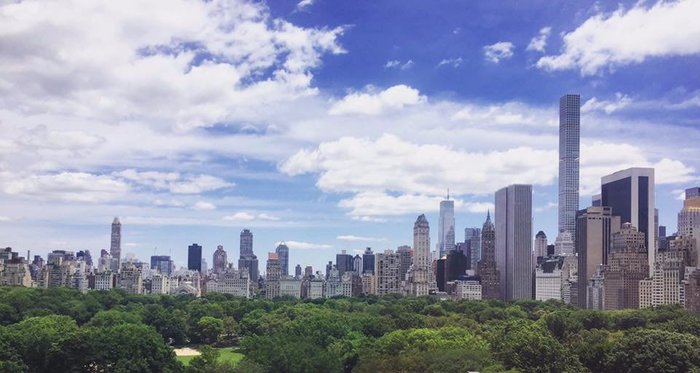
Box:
[495, 184, 533, 300]
[187, 243, 202, 272]
[213, 245, 227, 274]
[110, 217, 121, 271]
[438, 193, 456, 257]
[407, 214, 435, 295]
[478, 211, 500, 300]
[601, 167, 655, 275]
[558, 94, 580, 237]
[240, 229, 253, 257]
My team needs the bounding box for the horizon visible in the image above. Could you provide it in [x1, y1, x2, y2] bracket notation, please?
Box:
[1, 0, 699, 273]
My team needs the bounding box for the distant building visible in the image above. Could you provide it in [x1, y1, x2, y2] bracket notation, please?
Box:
[279, 277, 302, 298]
[265, 253, 281, 299]
[406, 214, 436, 296]
[448, 279, 482, 300]
[118, 263, 143, 295]
[587, 265, 605, 310]
[336, 250, 353, 277]
[495, 184, 533, 300]
[478, 212, 500, 300]
[396, 245, 412, 282]
[465, 228, 482, 270]
[438, 194, 456, 257]
[678, 187, 700, 253]
[212, 245, 227, 274]
[352, 255, 362, 275]
[554, 230, 574, 256]
[110, 217, 122, 271]
[150, 255, 173, 276]
[295, 264, 302, 279]
[362, 247, 375, 275]
[275, 243, 290, 277]
[534, 231, 548, 261]
[207, 270, 250, 298]
[604, 223, 648, 310]
[375, 251, 402, 296]
[187, 243, 202, 272]
[535, 256, 564, 301]
[151, 273, 170, 295]
[558, 94, 581, 237]
[238, 229, 259, 292]
[601, 167, 656, 276]
[576, 206, 620, 308]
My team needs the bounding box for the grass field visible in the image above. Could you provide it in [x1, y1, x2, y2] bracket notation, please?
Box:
[175, 347, 244, 367]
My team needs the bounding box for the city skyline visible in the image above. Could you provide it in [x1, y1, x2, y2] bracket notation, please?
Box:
[1, 0, 700, 274]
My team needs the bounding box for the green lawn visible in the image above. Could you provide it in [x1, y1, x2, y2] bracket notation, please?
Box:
[176, 347, 244, 367]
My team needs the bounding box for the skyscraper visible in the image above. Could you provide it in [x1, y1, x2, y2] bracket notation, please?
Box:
[275, 242, 290, 277]
[465, 228, 481, 270]
[554, 230, 574, 256]
[407, 214, 435, 296]
[396, 245, 412, 282]
[604, 223, 649, 310]
[336, 250, 354, 277]
[238, 229, 259, 287]
[534, 231, 548, 259]
[478, 211, 500, 300]
[213, 245, 227, 274]
[187, 243, 202, 272]
[678, 187, 700, 250]
[576, 206, 620, 308]
[438, 194, 455, 257]
[495, 184, 533, 300]
[601, 167, 655, 275]
[558, 94, 580, 237]
[362, 247, 375, 275]
[265, 252, 281, 299]
[110, 217, 121, 271]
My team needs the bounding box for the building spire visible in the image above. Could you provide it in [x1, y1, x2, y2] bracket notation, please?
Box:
[447, 188, 450, 200]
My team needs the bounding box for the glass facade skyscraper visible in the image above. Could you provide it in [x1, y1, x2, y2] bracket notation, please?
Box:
[558, 94, 580, 237]
[438, 195, 455, 257]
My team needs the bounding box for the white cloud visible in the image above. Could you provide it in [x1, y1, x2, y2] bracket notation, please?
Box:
[483, 42, 514, 63]
[527, 27, 552, 52]
[337, 235, 387, 242]
[0, 216, 11, 222]
[537, 0, 700, 75]
[1, 172, 129, 203]
[222, 211, 280, 221]
[328, 85, 425, 116]
[277, 240, 332, 250]
[0, 0, 345, 130]
[296, 0, 315, 10]
[451, 101, 555, 127]
[437, 57, 463, 68]
[582, 93, 633, 114]
[115, 169, 233, 194]
[192, 201, 216, 211]
[384, 59, 414, 70]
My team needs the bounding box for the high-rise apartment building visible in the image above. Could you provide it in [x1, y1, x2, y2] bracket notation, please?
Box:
[534, 231, 548, 259]
[187, 243, 202, 272]
[576, 206, 620, 308]
[679, 187, 700, 251]
[495, 184, 533, 300]
[604, 223, 649, 310]
[559, 94, 580, 236]
[478, 212, 500, 300]
[265, 252, 281, 299]
[407, 214, 435, 296]
[375, 251, 402, 296]
[601, 167, 655, 276]
[213, 245, 227, 274]
[275, 243, 290, 277]
[238, 229, 259, 287]
[396, 245, 412, 282]
[554, 230, 574, 256]
[438, 195, 456, 257]
[110, 217, 121, 271]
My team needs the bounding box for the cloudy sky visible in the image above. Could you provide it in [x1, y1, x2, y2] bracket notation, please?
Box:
[1, 0, 699, 272]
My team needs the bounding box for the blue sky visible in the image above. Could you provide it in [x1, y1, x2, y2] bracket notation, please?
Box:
[0, 0, 699, 273]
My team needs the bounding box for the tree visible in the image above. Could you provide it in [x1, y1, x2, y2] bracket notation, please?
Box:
[7, 315, 81, 372]
[195, 316, 224, 345]
[606, 329, 700, 372]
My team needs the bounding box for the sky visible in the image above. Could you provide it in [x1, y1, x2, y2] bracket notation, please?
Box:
[1, 0, 699, 273]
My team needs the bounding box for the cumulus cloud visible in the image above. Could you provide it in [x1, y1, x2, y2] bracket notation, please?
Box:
[527, 27, 552, 52]
[483, 42, 515, 63]
[537, 0, 700, 75]
[1, 172, 129, 203]
[437, 57, 463, 68]
[296, 0, 315, 10]
[581, 93, 633, 114]
[328, 85, 425, 116]
[0, 0, 345, 130]
[451, 101, 555, 127]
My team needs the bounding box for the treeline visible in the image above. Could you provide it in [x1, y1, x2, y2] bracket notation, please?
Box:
[1, 287, 699, 372]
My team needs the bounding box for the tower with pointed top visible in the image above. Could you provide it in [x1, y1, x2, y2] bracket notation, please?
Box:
[110, 217, 121, 271]
[407, 214, 436, 295]
[438, 191, 456, 257]
[478, 211, 501, 300]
